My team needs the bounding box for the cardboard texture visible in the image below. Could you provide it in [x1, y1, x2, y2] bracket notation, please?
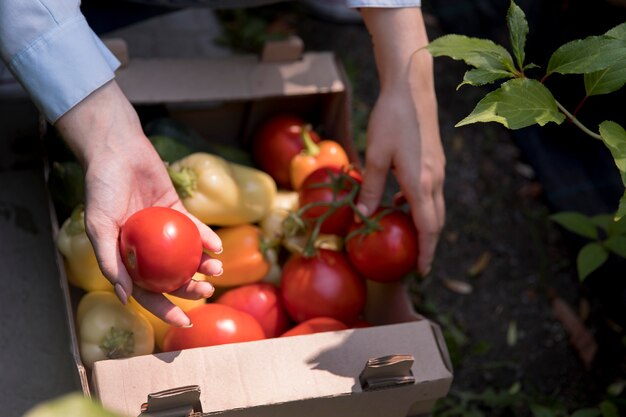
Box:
[93, 321, 452, 417]
[52, 38, 452, 417]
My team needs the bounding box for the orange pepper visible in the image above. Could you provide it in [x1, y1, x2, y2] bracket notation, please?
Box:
[289, 129, 349, 190]
[203, 224, 272, 288]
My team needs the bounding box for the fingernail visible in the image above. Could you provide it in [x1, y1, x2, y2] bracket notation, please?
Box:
[357, 203, 370, 216]
[203, 285, 215, 298]
[213, 268, 224, 277]
[354, 203, 370, 223]
[214, 247, 223, 255]
[114, 283, 128, 304]
[181, 321, 193, 328]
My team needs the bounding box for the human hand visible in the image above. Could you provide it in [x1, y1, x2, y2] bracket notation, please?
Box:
[359, 7, 446, 276]
[56, 81, 223, 327]
[357, 86, 445, 277]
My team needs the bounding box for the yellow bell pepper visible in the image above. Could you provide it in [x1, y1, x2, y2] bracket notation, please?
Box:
[76, 291, 154, 368]
[127, 280, 206, 351]
[169, 152, 276, 226]
[56, 205, 113, 292]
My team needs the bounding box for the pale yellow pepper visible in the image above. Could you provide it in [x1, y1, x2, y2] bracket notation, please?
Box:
[56, 205, 113, 292]
[169, 152, 276, 226]
[76, 291, 154, 368]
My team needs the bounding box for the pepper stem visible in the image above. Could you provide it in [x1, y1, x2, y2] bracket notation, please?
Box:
[67, 204, 86, 236]
[301, 125, 320, 156]
[167, 166, 198, 199]
[99, 326, 135, 359]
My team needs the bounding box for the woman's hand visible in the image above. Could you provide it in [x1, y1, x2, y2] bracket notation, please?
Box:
[56, 80, 223, 327]
[359, 7, 446, 276]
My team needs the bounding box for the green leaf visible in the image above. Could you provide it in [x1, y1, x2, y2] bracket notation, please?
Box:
[604, 235, 626, 258]
[606, 22, 626, 40]
[607, 379, 625, 396]
[507, 0, 529, 69]
[584, 56, 626, 96]
[456, 78, 565, 129]
[547, 36, 626, 75]
[606, 214, 626, 235]
[550, 211, 598, 239]
[616, 192, 626, 221]
[600, 401, 619, 417]
[427, 34, 516, 72]
[598, 121, 626, 186]
[458, 68, 514, 88]
[571, 409, 601, 417]
[591, 214, 612, 231]
[577, 242, 609, 282]
[530, 403, 557, 417]
[523, 62, 541, 71]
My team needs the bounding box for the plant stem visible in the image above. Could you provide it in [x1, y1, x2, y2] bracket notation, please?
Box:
[555, 100, 602, 141]
[573, 95, 589, 118]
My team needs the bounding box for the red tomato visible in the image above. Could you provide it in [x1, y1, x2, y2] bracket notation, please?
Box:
[215, 283, 291, 338]
[280, 317, 348, 337]
[252, 115, 321, 189]
[298, 166, 361, 236]
[280, 249, 366, 324]
[345, 209, 418, 283]
[162, 304, 266, 351]
[119, 207, 202, 293]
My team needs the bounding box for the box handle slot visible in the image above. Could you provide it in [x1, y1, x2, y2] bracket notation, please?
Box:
[138, 385, 203, 417]
[359, 354, 416, 391]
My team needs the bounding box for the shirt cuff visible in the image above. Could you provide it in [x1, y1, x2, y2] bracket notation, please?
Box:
[7, 14, 120, 123]
[347, 0, 421, 7]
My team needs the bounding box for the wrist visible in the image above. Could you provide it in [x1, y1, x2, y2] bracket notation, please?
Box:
[55, 80, 145, 168]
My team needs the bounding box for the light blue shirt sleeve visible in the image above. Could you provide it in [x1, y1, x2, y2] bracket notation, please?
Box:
[347, 0, 421, 7]
[0, 0, 120, 123]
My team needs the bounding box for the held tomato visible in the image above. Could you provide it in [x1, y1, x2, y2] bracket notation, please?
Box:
[280, 317, 348, 337]
[215, 283, 291, 338]
[119, 207, 202, 293]
[280, 249, 366, 325]
[162, 304, 266, 351]
[345, 209, 418, 283]
[252, 115, 321, 189]
[298, 166, 361, 236]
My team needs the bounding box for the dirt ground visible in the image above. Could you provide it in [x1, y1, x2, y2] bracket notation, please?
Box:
[276, 3, 626, 415]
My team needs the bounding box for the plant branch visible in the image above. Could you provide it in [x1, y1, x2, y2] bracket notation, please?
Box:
[573, 95, 589, 117]
[555, 100, 602, 141]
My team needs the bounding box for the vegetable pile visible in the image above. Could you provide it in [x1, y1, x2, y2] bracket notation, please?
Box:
[51, 114, 420, 368]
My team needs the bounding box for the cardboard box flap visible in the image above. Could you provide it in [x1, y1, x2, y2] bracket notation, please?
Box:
[115, 52, 345, 105]
[93, 321, 452, 417]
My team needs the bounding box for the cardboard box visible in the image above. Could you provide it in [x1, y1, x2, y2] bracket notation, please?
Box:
[49, 38, 453, 417]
